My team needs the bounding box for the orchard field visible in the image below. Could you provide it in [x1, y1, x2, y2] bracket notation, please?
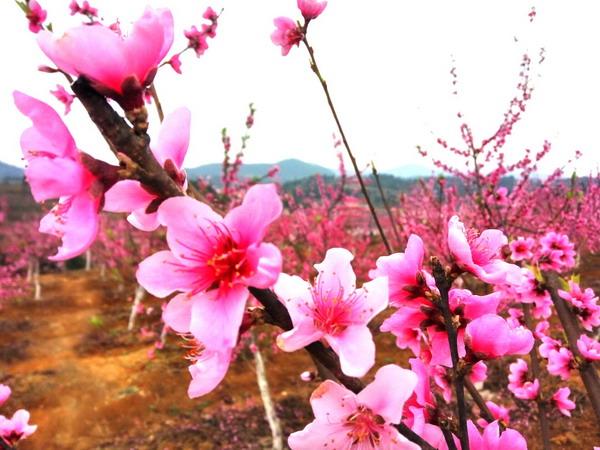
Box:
[1, 1, 600, 450]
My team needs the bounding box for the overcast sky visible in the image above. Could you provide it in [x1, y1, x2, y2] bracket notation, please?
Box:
[1, 1, 599, 175]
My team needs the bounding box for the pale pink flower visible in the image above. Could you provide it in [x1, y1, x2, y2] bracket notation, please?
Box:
[271, 17, 303, 56]
[187, 347, 233, 398]
[14, 91, 102, 260]
[547, 347, 573, 380]
[380, 305, 427, 358]
[0, 385, 10, 407]
[137, 185, 282, 396]
[50, 84, 75, 114]
[104, 107, 191, 231]
[37, 7, 174, 110]
[26, 0, 47, 33]
[470, 361, 488, 384]
[447, 216, 521, 285]
[509, 236, 535, 261]
[508, 358, 539, 400]
[552, 387, 576, 417]
[467, 420, 527, 450]
[369, 234, 436, 307]
[0, 410, 37, 445]
[275, 248, 387, 377]
[297, 0, 327, 20]
[577, 334, 600, 361]
[465, 314, 534, 359]
[288, 365, 420, 450]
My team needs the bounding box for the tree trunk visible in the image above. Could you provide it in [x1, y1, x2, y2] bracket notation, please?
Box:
[33, 259, 42, 301]
[85, 249, 92, 271]
[127, 285, 146, 331]
[251, 332, 284, 450]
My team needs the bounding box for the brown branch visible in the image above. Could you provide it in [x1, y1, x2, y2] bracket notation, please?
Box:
[371, 161, 402, 249]
[463, 378, 495, 424]
[71, 77, 183, 200]
[148, 83, 165, 122]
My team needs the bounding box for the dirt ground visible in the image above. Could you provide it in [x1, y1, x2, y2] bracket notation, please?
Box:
[1, 259, 599, 449]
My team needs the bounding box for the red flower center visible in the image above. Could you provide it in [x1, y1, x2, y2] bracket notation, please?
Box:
[345, 405, 386, 446]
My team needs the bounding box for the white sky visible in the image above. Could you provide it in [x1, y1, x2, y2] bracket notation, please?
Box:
[1, 1, 599, 175]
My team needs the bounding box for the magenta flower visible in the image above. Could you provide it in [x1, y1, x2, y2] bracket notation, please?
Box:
[275, 248, 388, 377]
[297, 0, 328, 20]
[509, 236, 535, 261]
[288, 365, 420, 450]
[467, 421, 527, 450]
[447, 216, 521, 285]
[552, 387, 576, 417]
[69, 0, 98, 17]
[508, 359, 539, 400]
[37, 7, 174, 110]
[476, 401, 511, 428]
[0, 410, 37, 445]
[184, 26, 209, 56]
[167, 54, 183, 74]
[558, 280, 597, 309]
[369, 234, 436, 307]
[104, 107, 191, 231]
[0, 385, 10, 407]
[271, 17, 303, 56]
[137, 185, 282, 394]
[537, 231, 576, 270]
[547, 347, 573, 380]
[26, 0, 47, 33]
[465, 314, 533, 359]
[577, 334, 600, 361]
[14, 91, 102, 260]
[50, 84, 75, 115]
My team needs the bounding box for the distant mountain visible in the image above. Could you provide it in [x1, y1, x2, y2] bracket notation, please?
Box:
[186, 158, 334, 185]
[0, 162, 23, 181]
[382, 164, 440, 178]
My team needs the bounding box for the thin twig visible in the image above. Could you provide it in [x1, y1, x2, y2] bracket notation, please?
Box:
[371, 161, 402, 249]
[148, 83, 165, 122]
[301, 36, 392, 254]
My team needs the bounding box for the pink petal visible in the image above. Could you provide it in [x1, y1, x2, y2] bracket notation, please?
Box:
[37, 26, 128, 93]
[103, 180, 156, 212]
[157, 196, 222, 261]
[224, 184, 282, 246]
[40, 192, 99, 261]
[447, 216, 474, 266]
[128, 209, 160, 232]
[162, 293, 193, 333]
[189, 286, 248, 350]
[310, 380, 356, 422]
[25, 156, 87, 202]
[357, 364, 417, 424]
[288, 421, 349, 450]
[313, 248, 356, 297]
[187, 348, 232, 398]
[277, 322, 323, 352]
[273, 273, 314, 324]
[243, 243, 282, 289]
[356, 276, 389, 323]
[136, 250, 202, 297]
[14, 90, 77, 159]
[326, 325, 375, 377]
[452, 289, 502, 320]
[152, 107, 190, 168]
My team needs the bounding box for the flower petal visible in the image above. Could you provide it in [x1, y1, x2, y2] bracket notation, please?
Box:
[136, 250, 202, 297]
[152, 107, 190, 168]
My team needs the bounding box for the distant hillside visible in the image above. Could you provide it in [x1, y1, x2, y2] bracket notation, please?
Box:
[382, 164, 440, 178]
[0, 162, 24, 181]
[186, 158, 334, 185]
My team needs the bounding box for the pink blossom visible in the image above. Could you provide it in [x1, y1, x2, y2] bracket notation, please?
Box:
[275, 248, 388, 377]
[465, 314, 533, 359]
[203, 6, 218, 22]
[539, 335, 562, 358]
[547, 347, 573, 380]
[14, 91, 102, 260]
[486, 186, 509, 206]
[577, 334, 600, 361]
[271, 17, 303, 56]
[508, 359, 539, 400]
[380, 305, 427, 358]
[184, 26, 209, 56]
[69, 0, 98, 17]
[187, 347, 233, 398]
[469, 361, 488, 384]
[26, 0, 47, 33]
[168, 54, 182, 74]
[369, 234, 436, 307]
[476, 401, 511, 428]
[37, 7, 174, 110]
[558, 280, 597, 309]
[50, 84, 75, 114]
[0, 385, 10, 407]
[552, 387, 576, 417]
[467, 421, 527, 450]
[447, 216, 521, 285]
[137, 185, 282, 395]
[0, 410, 37, 445]
[104, 107, 191, 231]
[288, 365, 420, 450]
[297, 0, 327, 20]
[537, 231, 576, 271]
[509, 236, 535, 261]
